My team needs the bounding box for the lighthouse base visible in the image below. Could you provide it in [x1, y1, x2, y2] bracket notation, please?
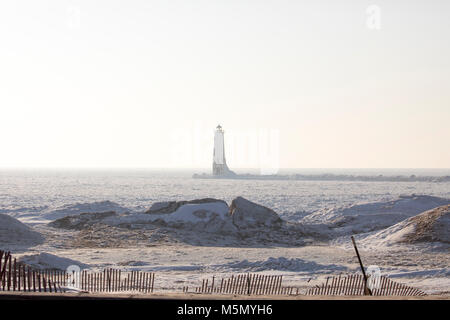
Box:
[212, 162, 236, 176]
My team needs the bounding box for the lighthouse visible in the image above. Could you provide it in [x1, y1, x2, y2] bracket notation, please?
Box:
[212, 125, 235, 176]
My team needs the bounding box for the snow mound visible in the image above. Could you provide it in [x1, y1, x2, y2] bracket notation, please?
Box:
[336, 205, 450, 250]
[301, 195, 450, 236]
[0, 205, 49, 218]
[49, 197, 289, 234]
[388, 268, 450, 279]
[47, 197, 311, 245]
[0, 213, 44, 245]
[42, 201, 130, 220]
[66, 197, 288, 234]
[222, 257, 349, 273]
[402, 205, 450, 243]
[18, 252, 89, 270]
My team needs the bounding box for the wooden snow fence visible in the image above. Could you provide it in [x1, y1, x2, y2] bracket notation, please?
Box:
[0, 250, 64, 293]
[1, 250, 155, 294]
[185, 274, 299, 296]
[79, 269, 155, 293]
[306, 274, 426, 296]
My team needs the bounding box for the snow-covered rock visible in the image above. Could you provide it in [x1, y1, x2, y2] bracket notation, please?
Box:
[48, 198, 238, 234]
[114, 199, 237, 234]
[146, 201, 178, 214]
[0, 213, 44, 245]
[18, 252, 89, 270]
[230, 196, 282, 229]
[145, 198, 228, 215]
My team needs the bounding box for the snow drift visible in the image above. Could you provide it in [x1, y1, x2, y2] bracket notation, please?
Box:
[146, 198, 228, 214]
[49, 211, 118, 230]
[402, 205, 450, 243]
[339, 205, 450, 250]
[0, 213, 44, 246]
[42, 201, 130, 220]
[18, 252, 89, 270]
[301, 195, 450, 236]
[220, 257, 350, 273]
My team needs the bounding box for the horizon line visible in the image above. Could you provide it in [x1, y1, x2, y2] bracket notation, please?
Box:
[0, 167, 449, 171]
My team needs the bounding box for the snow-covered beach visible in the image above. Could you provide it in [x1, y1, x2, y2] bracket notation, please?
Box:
[0, 169, 449, 296]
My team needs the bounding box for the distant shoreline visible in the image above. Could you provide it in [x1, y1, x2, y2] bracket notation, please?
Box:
[193, 173, 450, 182]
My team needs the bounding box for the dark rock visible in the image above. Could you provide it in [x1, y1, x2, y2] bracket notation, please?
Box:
[145, 198, 228, 214]
[230, 196, 282, 229]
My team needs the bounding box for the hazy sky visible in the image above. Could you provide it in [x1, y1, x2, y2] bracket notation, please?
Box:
[1, 0, 449, 169]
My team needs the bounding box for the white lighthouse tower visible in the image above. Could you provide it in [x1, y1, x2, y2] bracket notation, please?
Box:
[212, 125, 235, 176]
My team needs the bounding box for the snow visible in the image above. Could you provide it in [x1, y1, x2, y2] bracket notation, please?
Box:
[17, 252, 89, 270]
[388, 268, 450, 279]
[0, 168, 449, 295]
[301, 195, 450, 236]
[49, 211, 118, 230]
[46, 197, 314, 246]
[147, 201, 173, 212]
[0, 213, 44, 245]
[334, 204, 450, 250]
[22, 244, 448, 294]
[154, 202, 229, 223]
[217, 257, 351, 273]
[2, 170, 449, 225]
[41, 201, 130, 220]
[104, 201, 230, 226]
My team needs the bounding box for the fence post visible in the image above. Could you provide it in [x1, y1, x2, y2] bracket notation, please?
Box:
[151, 273, 155, 293]
[14, 259, 21, 291]
[247, 274, 250, 295]
[0, 250, 3, 288]
[4, 252, 10, 290]
[118, 270, 122, 291]
[351, 236, 372, 296]
[7, 255, 12, 291]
